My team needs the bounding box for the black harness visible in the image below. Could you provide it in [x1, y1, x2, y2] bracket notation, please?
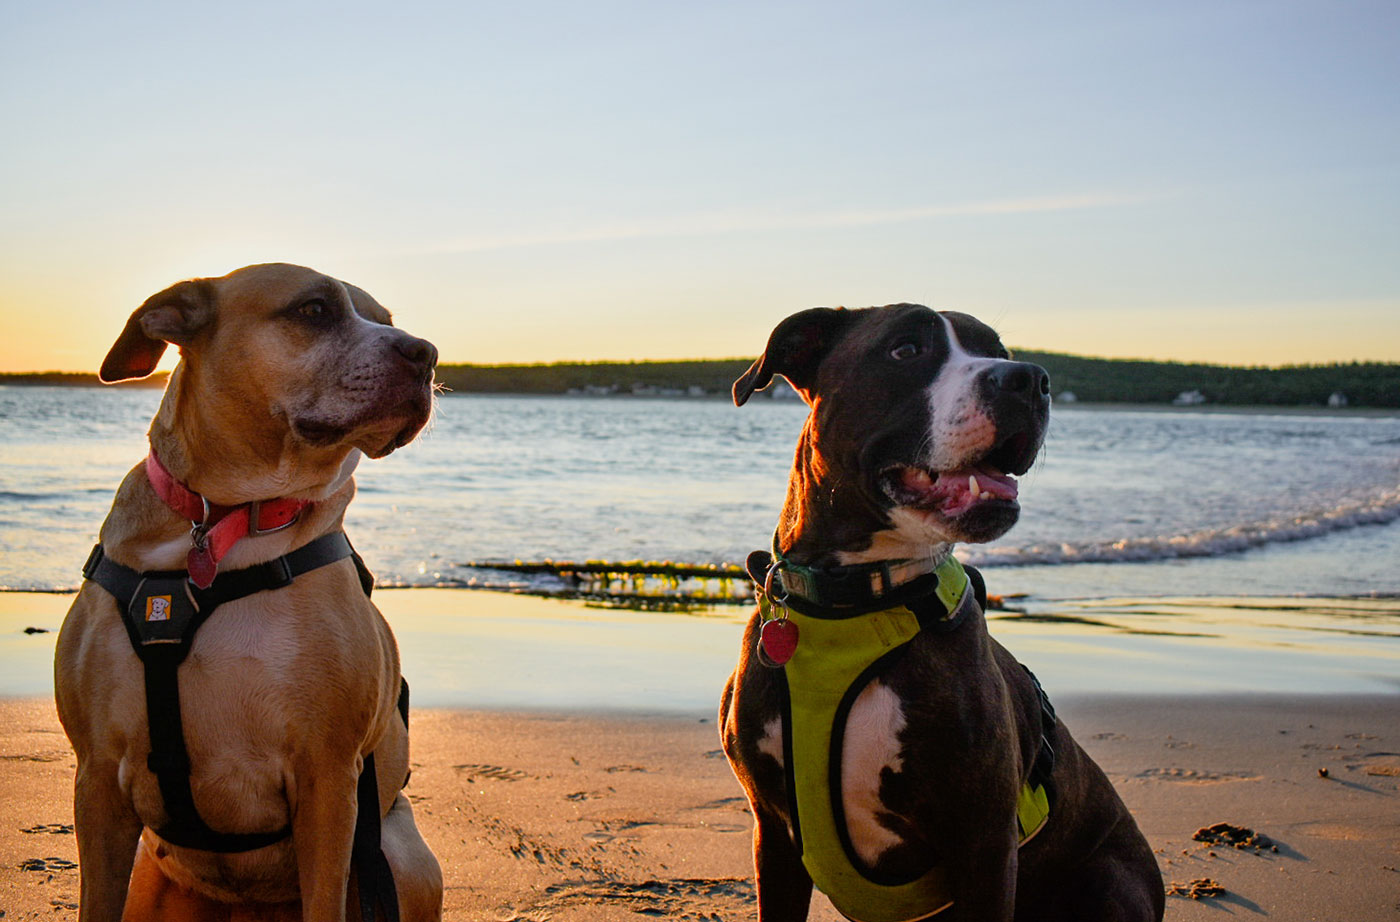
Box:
[82, 531, 403, 922]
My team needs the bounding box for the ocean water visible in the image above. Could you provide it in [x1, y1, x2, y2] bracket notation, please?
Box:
[2, 386, 1398, 601]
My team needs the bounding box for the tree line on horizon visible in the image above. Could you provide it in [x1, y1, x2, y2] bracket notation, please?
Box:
[4, 352, 1398, 407]
[429, 352, 1400, 408]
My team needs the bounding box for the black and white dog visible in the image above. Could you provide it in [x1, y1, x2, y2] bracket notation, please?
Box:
[720, 305, 1163, 922]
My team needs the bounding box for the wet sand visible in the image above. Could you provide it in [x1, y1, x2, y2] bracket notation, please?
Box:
[9, 589, 1396, 709]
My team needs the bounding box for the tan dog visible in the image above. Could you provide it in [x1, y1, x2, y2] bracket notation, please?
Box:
[55, 264, 443, 922]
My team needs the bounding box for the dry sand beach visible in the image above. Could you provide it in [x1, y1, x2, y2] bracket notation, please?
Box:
[2, 591, 1397, 921]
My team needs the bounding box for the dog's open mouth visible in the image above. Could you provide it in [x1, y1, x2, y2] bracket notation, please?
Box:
[883, 463, 1019, 518]
[881, 431, 1034, 518]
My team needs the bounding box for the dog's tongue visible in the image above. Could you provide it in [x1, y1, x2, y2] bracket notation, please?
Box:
[939, 466, 1019, 501]
[900, 464, 1019, 516]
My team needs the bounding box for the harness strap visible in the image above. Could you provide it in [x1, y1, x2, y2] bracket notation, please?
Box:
[83, 531, 357, 626]
[1017, 664, 1057, 842]
[355, 752, 401, 922]
[85, 531, 361, 852]
[85, 529, 404, 920]
[758, 536, 961, 613]
[744, 550, 967, 622]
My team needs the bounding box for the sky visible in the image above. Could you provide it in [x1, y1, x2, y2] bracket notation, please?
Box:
[2, 0, 1397, 373]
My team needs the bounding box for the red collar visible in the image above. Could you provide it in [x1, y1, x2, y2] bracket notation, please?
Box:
[145, 450, 310, 589]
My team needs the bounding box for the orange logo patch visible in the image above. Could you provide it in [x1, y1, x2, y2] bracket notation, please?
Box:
[145, 595, 173, 622]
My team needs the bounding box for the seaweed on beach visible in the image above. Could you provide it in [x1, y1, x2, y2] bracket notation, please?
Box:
[1193, 822, 1277, 851]
[1166, 878, 1226, 900]
[464, 559, 754, 609]
[470, 559, 747, 579]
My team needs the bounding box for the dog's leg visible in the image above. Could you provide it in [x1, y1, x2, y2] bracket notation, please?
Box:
[948, 828, 1018, 922]
[1029, 817, 1165, 922]
[377, 794, 443, 922]
[73, 759, 144, 922]
[752, 806, 812, 922]
[292, 763, 361, 922]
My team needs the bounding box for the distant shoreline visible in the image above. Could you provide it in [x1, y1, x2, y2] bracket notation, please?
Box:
[1052, 401, 1400, 418]
[4, 349, 1399, 409]
[4, 380, 1396, 416]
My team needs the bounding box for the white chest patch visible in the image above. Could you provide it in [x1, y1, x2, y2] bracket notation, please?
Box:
[840, 680, 912, 865]
[758, 717, 785, 768]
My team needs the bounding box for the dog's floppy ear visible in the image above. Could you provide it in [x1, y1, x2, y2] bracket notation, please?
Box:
[733, 307, 852, 406]
[99, 279, 216, 383]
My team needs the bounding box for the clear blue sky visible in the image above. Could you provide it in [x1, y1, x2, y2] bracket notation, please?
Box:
[2, 0, 1397, 371]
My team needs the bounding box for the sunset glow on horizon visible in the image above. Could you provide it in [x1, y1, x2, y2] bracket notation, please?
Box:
[2, 1, 1397, 373]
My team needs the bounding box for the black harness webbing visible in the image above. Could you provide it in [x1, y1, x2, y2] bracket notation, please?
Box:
[82, 532, 403, 920]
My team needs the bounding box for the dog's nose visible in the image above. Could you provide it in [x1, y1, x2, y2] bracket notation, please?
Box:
[394, 335, 438, 372]
[988, 361, 1050, 399]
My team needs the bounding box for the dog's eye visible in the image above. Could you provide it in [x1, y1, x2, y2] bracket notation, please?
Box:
[294, 299, 332, 324]
[890, 342, 921, 360]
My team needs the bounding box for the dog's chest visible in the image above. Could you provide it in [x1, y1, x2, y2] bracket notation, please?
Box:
[750, 676, 920, 868]
[839, 679, 919, 866]
[122, 602, 327, 827]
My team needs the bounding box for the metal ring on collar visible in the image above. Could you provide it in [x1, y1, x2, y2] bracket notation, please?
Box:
[189, 495, 213, 549]
[763, 558, 790, 605]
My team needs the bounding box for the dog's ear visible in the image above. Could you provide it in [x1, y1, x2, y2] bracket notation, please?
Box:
[99, 279, 216, 383]
[733, 307, 852, 406]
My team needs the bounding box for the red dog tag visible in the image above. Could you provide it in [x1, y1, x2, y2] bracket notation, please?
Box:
[759, 618, 799, 666]
[187, 545, 218, 590]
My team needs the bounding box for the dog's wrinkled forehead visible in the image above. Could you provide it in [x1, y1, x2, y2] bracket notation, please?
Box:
[216, 264, 392, 326]
[98, 263, 398, 384]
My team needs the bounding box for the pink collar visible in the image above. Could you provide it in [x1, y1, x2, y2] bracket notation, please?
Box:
[145, 451, 310, 588]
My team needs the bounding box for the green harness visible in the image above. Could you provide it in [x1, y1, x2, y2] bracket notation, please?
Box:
[761, 555, 1051, 922]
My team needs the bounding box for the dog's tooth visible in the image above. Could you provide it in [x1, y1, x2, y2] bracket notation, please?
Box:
[968, 474, 980, 495]
[980, 491, 992, 500]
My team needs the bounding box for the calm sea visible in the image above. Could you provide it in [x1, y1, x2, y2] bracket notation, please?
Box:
[2, 386, 1398, 600]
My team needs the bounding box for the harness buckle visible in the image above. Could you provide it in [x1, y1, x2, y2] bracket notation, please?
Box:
[261, 555, 294, 590]
[873, 562, 893, 597]
[82, 544, 104, 580]
[248, 500, 301, 538]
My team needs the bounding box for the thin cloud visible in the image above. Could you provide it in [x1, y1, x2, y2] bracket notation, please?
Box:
[426, 191, 1163, 255]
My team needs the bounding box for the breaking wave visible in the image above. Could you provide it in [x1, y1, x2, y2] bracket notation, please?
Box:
[964, 485, 1400, 568]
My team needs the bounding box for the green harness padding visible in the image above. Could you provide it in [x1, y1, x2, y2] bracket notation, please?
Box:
[772, 556, 1050, 922]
